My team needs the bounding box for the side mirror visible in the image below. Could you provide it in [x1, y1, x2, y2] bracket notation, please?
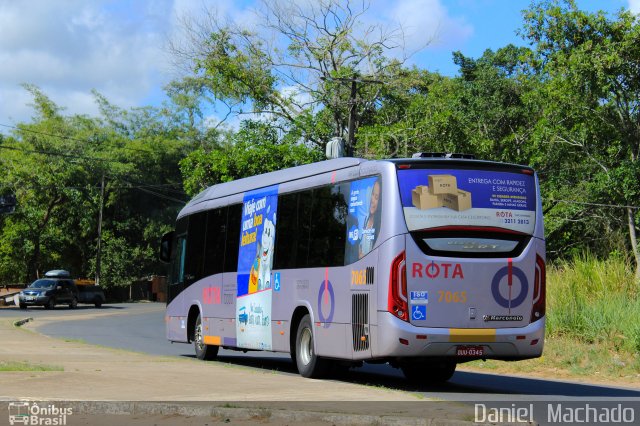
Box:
[160, 231, 174, 263]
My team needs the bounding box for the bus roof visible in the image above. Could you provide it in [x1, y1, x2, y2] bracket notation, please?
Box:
[387, 157, 535, 173]
[183, 157, 365, 210]
[180, 155, 535, 215]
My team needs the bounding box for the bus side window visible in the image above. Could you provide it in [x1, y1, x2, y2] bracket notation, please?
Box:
[185, 211, 207, 285]
[223, 204, 242, 273]
[274, 191, 312, 269]
[308, 184, 348, 267]
[203, 207, 227, 277]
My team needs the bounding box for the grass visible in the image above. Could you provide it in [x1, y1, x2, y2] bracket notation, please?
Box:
[465, 254, 640, 384]
[466, 336, 640, 383]
[63, 338, 87, 344]
[0, 361, 63, 372]
[546, 254, 640, 354]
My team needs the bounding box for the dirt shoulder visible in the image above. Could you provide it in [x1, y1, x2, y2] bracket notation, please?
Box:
[0, 315, 473, 424]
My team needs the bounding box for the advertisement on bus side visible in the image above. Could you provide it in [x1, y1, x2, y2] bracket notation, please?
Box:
[397, 169, 536, 234]
[236, 185, 278, 350]
[345, 176, 382, 264]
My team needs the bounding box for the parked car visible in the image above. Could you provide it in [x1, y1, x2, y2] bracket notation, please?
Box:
[18, 270, 78, 309]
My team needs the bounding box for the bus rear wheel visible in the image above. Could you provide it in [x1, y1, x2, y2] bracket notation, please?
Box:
[194, 314, 219, 360]
[295, 314, 327, 378]
[401, 359, 457, 383]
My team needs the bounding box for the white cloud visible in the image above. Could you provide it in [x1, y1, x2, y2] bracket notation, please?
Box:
[630, 0, 640, 14]
[387, 0, 473, 52]
[0, 0, 472, 129]
[0, 0, 174, 127]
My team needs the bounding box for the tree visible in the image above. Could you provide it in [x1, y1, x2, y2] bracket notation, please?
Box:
[180, 120, 322, 197]
[169, 0, 422, 154]
[0, 87, 189, 285]
[357, 45, 540, 163]
[522, 0, 640, 277]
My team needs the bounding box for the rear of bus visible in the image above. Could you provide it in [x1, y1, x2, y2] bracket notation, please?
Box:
[382, 157, 545, 378]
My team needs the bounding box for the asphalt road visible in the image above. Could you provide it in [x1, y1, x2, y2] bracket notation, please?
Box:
[3, 303, 639, 401]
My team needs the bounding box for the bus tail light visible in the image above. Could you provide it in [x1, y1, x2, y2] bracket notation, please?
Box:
[388, 251, 408, 322]
[530, 254, 546, 323]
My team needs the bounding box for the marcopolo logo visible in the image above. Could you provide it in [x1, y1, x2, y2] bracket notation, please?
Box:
[8, 402, 73, 425]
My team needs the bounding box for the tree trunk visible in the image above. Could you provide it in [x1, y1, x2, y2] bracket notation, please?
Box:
[28, 235, 41, 281]
[627, 207, 640, 281]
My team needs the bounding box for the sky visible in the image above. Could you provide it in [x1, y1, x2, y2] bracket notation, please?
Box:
[0, 0, 637, 130]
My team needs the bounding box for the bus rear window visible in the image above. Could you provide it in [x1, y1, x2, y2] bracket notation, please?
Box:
[397, 168, 537, 235]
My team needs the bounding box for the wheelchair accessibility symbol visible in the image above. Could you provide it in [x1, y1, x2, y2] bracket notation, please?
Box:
[412, 305, 426, 321]
[274, 273, 281, 292]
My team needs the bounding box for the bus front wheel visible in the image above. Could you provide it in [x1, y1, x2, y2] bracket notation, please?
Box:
[295, 314, 327, 378]
[194, 314, 219, 360]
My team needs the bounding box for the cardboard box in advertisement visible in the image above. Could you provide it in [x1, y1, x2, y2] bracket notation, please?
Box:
[412, 186, 442, 210]
[428, 174, 457, 195]
[442, 189, 472, 211]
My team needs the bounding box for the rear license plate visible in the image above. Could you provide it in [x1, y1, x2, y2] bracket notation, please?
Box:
[456, 345, 484, 357]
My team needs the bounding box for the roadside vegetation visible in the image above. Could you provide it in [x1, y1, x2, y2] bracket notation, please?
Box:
[0, 361, 63, 372]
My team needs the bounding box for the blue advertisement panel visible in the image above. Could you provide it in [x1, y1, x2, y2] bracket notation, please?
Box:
[345, 177, 381, 264]
[397, 169, 536, 234]
[236, 185, 278, 350]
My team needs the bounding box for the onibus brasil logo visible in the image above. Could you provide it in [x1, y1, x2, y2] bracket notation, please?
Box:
[8, 402, 73, 425]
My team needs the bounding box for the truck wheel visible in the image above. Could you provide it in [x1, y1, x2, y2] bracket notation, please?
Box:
[294, 314, 327, 378]
[45, 298, 55, 310]
[194, 314, 218, 360]
[401, 359, 457, 383]
[69, 297, 78, 309]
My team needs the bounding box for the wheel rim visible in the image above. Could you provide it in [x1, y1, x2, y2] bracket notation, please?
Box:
[195, 321, 204, 351]
[299, 327, 313, 366]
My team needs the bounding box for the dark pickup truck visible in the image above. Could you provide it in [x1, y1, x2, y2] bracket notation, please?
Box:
[76, 284, 105, 307]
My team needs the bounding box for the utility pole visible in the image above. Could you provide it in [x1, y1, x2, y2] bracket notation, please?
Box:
[96, 173, 105, 286]
[322, 76, 384, 157]
[347, 79, 357, 157]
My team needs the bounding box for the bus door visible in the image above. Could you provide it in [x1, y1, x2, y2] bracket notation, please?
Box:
[397, 166, 544, 331]
[166, 218, 188, 341]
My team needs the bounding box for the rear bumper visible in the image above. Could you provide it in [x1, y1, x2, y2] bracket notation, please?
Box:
[374, 311, 545, 360]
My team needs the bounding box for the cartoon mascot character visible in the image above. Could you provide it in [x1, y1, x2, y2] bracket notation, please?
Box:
[257, 211, 276, 291]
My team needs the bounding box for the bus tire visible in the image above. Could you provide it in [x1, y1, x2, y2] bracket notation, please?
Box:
[401, 359, 456, 383]
[194, 313, 218, 360]
[295, 314, 327, 378]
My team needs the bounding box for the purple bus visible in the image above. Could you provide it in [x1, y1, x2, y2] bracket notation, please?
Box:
[160, 154, 546, 381]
